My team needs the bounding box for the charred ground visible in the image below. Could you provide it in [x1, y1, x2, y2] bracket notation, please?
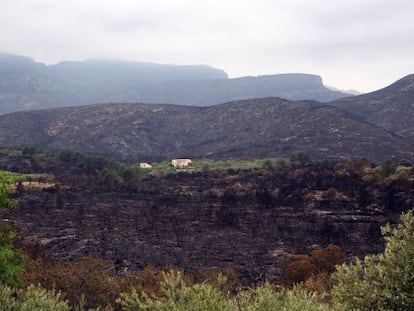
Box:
[1, 148, 413, 284]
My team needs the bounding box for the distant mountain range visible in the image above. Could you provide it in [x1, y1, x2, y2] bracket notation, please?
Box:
[0, 74, 413, 162]
[0, 52, 351, 114]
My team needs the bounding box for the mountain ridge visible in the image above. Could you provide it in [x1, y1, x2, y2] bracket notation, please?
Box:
[329, 74, 414, 142]
[0, 52, 351, 114]
[0, 96, 412, 162]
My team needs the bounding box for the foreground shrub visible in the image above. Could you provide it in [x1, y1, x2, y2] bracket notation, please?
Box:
[22, 257, 118, 310]
[0, 225, 26, 288]
[118, 270, 330, 311]
[238, 283, 330, 311]
[0, 173, 26, 288]
[332, 208, 414, 311]
[284, 244, 345, 286]
[118, 270, 236, 311]
[0, 283, 70, 311]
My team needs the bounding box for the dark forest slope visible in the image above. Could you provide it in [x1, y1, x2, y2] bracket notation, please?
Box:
[0, 98, 411, 162]
[330, 74, 414, 142]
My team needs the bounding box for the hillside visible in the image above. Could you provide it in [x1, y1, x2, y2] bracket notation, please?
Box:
[1, 149, 413, 284]
[0, 97, 412, 162]
[0, 52, 350, 114]
[330, 74, 414, 142]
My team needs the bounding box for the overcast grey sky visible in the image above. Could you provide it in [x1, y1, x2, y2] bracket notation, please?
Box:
[1, 0, 414, 92]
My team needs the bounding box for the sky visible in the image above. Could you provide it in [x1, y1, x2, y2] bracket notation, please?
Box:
[1, 0, 414, 93]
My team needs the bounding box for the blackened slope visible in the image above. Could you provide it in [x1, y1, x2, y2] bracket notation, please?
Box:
[3, 163, 414, 282]
[0, 98, 412, 162]
[330, 74, 414, 141]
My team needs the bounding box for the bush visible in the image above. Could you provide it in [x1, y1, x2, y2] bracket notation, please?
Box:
[262, 160, 273, 170]
[0, 284, 70, 311]
[238, 283, 330, 311]
[332, 208, 414, 310]
[284, 244, 345, 286]
[289, 152, 311, 166]
[0, 171, 17, 210]
[193, 266, 241, 294]
[118, 270, 236, 311]
[118, 269, 330, 311]
[0, 174, 26, 288]
[22, 257, 118, 309]
[201, 162, 210, 172]
[0, 225, 27, 288]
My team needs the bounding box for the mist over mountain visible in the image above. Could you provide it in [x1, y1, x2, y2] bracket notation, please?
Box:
[0, 52, 351, 114]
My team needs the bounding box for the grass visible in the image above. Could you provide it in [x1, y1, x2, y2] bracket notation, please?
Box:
[11, 173, 54, 183]
[1, 170, 56, 191]
[147, 157, 287, 176]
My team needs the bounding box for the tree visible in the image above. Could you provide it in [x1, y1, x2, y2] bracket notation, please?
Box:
[0, 172, 26, 287]
[332, 208, 414, 310]
[99, 168, 123, 189]
[262, 160, 273, 170]
[379, 159, 397, 178]
[122, 166, 146, 184]
[289, 152, 311, 167]
[0, 172, 17, 210]
[0, 225, 26, 287]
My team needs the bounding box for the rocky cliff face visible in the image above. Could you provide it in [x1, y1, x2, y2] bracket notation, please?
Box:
[4, 163, 414, 283]
[0, 52, 349, 114]
[145, 73, 348, 106]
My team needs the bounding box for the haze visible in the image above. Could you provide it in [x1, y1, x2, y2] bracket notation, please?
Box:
[1, 0, 414, 92]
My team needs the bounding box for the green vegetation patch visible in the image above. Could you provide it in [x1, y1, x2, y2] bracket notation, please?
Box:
[149, 157, 287, 176]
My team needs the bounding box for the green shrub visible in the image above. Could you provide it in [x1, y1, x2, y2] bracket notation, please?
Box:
[118, 270, 329, 311]
[0, 173, 26, 288]
[0, 284, 70, 311]
[332, 208, 414, 311]
[262, 160, 273, 170]
[239, 283, 330, 311]
[0, 172, 17, 210]
[118, 270, 236, 311]
[0, 225, 26, 288]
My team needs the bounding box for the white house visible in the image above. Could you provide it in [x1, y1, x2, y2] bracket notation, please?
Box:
[171, 159, 192, 168]
[139, 162, 152, 169]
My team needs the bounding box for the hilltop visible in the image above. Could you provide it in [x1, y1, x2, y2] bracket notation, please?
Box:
[330, 74, 414, 142]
